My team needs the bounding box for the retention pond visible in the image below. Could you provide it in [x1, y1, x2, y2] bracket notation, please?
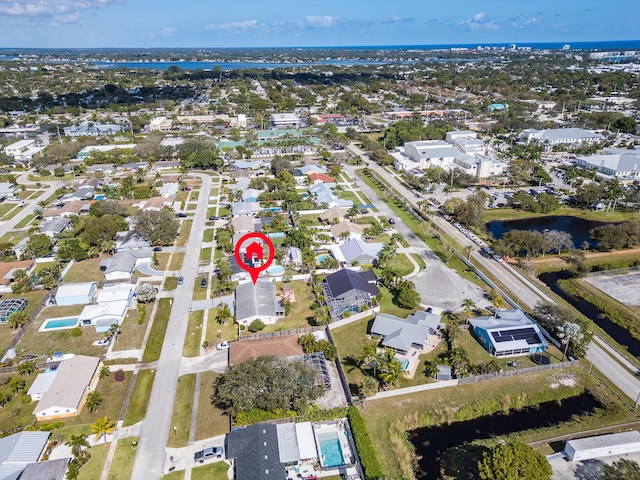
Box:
[408, 393, 600, 479]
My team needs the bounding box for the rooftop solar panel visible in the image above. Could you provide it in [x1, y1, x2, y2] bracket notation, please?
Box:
[491, 328, 540, 344]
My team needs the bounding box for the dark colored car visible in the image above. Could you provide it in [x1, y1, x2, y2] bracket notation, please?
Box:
[153, 246, 163, 252]
[209, 215, 219, 221]
[388, 218, 395, 224]
[200, 278, 207, 288]
[177, 276, 184, 285]
[176, 212, 187, 218]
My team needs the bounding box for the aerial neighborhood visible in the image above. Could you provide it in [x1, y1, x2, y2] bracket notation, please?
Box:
[1, 42, 640, 480]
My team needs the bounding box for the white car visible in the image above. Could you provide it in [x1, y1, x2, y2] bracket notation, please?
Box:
[92, 338, 110, 347]
[216, 341, 230, 351]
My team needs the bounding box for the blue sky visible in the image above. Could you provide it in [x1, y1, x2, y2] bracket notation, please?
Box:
[0, 0, 638, 48]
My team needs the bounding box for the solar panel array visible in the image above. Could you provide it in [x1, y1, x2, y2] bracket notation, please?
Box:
[491, 327, 540, 345]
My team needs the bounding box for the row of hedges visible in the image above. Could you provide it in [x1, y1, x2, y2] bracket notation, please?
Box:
[347, 406, 384, 480]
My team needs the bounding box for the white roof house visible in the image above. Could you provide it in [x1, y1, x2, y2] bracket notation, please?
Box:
[34, 355, 100, 420]
[329, 239, 384, 264]
[0, 431, 50, 480]
[55, 282, 97, 306]
[234, 280, 285, 326]
[95, 283, 135, 305]
[159, 183, 179, 199]
[79, 300, 129, 332]
[27, 371, 57, 401]
[469, 309, 547, 357]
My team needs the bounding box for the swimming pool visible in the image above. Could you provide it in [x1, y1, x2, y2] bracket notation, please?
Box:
[39, 317, 79, 332]
[266, 265, 285, 276]
[93, 194, 106, 200]
[396, 357, 410, 371]
[316, 254, 330, 264]
[318, 432, 345, 468]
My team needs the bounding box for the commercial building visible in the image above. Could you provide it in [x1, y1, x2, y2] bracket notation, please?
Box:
[64, 122, 123, 137]
[520, 127, 604, 148]
[573, 148, 640, 180]
[270, 113, 302, 129]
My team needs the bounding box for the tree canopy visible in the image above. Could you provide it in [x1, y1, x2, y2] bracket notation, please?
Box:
[133, 209, 179, 246]
[212, 355, 323, 416]
[477, 441, 552, 480]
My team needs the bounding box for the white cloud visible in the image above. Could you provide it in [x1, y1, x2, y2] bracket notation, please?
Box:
[459, 12, 499, 31]
[161, 27, 175, 37]
[205, 20, 259, 31]
[382, 16, 415, 25]
[306, 15, 339, 28]
[0, 0, 118, 23]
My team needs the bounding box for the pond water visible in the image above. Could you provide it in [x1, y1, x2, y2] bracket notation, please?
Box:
[486, 216, 615, 248]
[408, 393, 599, 479]
[538, 271, 640, 357]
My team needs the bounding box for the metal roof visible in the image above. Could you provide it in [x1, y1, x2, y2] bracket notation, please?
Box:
[235, 280, 279, 323]
[0, 431, 50, 480]
[276, 422, 299, 463]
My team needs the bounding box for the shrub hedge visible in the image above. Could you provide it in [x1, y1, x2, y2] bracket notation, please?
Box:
[347, 406, 384, 480]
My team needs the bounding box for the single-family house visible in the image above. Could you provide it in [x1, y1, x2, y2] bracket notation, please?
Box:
[309, 172, 336, 184]
[34, 355, 101, 420]
[41, 202, 89, 220]
[59, 186, 95, 203]
[330, 221, 365, 242]
[27, 371, 57, 401]
[159, 183, 179, 199]
[370, 311, 441, 354]
[95, 283, 135, 305]
[286, 247, 303, 267]
[234, 280, 285, 326]
[319, 207, 348, 224]
[0, 431, 50, 480]
[309, 183, 353, 209]
[0, 261, 34, 294]
[242, 188, 264, 203]
[19, 458, 69, 480]
[40, 218, 71, 238]
[55, 282, 97, 306]
[231, 202, 260, 217]
[322, 269, 379, 320]
[100, 249, 152, 281]
[231, 216, 257, 233]
[226, 423, 287, 480]
[329, 238, 383, 264]
[143, 196, 172, 211]
[78, 300, 129, 331]
[469, 309, 547, 357]
[296, 165, 327, 176]
[0, 182, 18, 197]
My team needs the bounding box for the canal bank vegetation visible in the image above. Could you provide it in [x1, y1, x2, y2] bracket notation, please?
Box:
[362, 367, 632, 480]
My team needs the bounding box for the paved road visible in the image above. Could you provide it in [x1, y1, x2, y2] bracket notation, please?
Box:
[131, 173, 212, 480]
[0, 181, 61, 232]
[347, 144, 640, 403]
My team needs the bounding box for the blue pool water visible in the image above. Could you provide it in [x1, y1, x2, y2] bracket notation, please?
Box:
[317, 254, 330, 264]
[40, 317, 79, 331]
[93, 194, 106, 200]
[318, 432, 345, 468]
[266, 265, 285, 276]
[397, 357, 410, 371]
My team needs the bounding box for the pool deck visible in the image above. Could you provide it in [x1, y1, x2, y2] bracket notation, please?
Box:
[38, 317, 79, 333]
[394, 334, 442, 378]
[314, 421, 355, 469]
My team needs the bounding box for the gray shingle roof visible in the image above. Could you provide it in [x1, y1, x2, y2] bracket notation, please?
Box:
[235, 280, 280, 323]
[324, 269, 379, 299]
[371, 311, 441, 352]
[226, 424, 285, 480]
[19, 458, 69, 480]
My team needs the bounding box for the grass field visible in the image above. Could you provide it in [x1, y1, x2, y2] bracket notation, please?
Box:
[192, 462, 231, 480]
[107, 436, 140, 480]
[168, 374, 196, 448]
[176, 220, 193, 247]
[113, 304, 149, 351]
[195, 371, 230, 440]
[482, 206, 638, 224]
[165, 277, 178, 290]
[184, 310, 204, 357]
[169, 252, 185, 271]
[142, 298, 172, 363]
[122, 369, 155, 426]
[77, 442, 110, 480]
[62, 258, 104, 284]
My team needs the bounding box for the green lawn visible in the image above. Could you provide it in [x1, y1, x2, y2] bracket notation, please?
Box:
[195, 371, 230, 440]
[163, 470, 185, 480]
[183, 310, 204, 357]
[107, 436, 140, 480]
[192, 462, 231, 480]
[205, 307, 237, 345]
[482, 206, 638, 223]
[176, 220, 193, 247]
[113, 304, 149, 351]
[165, 277, 178, 290]
[122, 370, 155, 426]
[256, 280, 316, 333]
[377, 285, 415, 318]
[411, 253, 426, 270]
[168, 374, 196, 448]
[61, 258, 104, 284]
[15, 214, 35, 228]
[203, 229, 214, 242]
[142, 298, 172, 363]
[169, 252, 185, 271]
[78, 442, 110, 480]
[200, 247, 212, 262]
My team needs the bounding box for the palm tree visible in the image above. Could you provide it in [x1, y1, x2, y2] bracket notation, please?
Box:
[91, 416, 115, 445]
[66, 434, 89, 458]
[216, 303, 232, 325]
[99, 366, 110, 379]
[461, 298, 476, 322]
[379, 359, 407, 387]
[359, 340, 379, 375]
[359, 376, 379, 398]
[556, 322, 583, 361]
[380, 265, 399, 288]
[423, 360, 439, 379]
[17, 360, 36, 376]
[85, 391, 102, 413]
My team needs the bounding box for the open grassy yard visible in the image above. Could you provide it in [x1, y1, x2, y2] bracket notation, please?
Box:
[192, 462, 231, 480]
[142, 298, 172, 363]
[168, 374, 196, 448]
[203, 229, 214, 242]
[195, 371, 230, 440]
[176, 220, 193, 247]
[184, 310, 204, 357]
[107, 436, 139, 480]
[164, 277, 178, 291]
[377, 285, 415, 319]
[205, 308, 237, 346]
[62, 258, 105, 284]
[113, 304, 149, 351]
[122, 369, 155, 426]
[169, 252, 185, 271]
[254, 280, 316, 334]
[200, 247, 212, 262]
[154, 253, 171, 270]
[0, 373, 39, 432]
[77, 442, 110, 480]
[361, 366, 632, 479]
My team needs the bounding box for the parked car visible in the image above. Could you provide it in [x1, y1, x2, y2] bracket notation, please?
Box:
[216, 341, 230, 350]
[92, 338, 110, 347]
[153, 246, 163, 252]
[388, 217, 395, 224]
[194, 446, 223, 463]
[176, 212, 187, 218]
[209, 215, 219, 221]
[177, 276, 184, 285]
[200, 277, 207, 288]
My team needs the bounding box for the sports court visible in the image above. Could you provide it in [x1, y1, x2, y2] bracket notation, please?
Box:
[585, 268, 640, 306]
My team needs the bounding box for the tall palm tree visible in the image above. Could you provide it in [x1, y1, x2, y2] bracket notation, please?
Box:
[66, 434, 89, 458]
[17, 360, 36, 376]
[423, 360, 439, 379]
[461, 298, 476, 322]
[379, 359, 407, 387]
[85, 391, 102, 413]
[91, 416, 115, 445]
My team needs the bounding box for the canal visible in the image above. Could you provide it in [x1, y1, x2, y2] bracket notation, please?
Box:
[408, 393, 600, 479]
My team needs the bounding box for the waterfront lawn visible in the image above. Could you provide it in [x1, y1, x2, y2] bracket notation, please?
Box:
[195, 371, 230, 440]
[482, 206, 639, 224]
[362, 366, 632, 479]
[167, 374, 196, 448]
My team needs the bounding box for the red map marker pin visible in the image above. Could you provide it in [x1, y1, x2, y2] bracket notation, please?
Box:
[233, 232, 275, 285]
